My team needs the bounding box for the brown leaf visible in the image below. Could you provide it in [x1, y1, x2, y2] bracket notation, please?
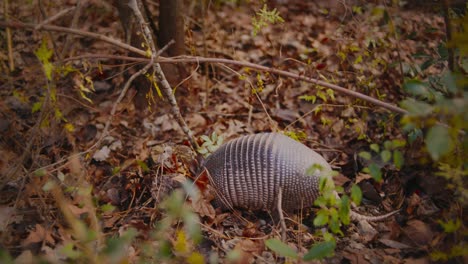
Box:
[242, 222, 263, 238]
[22, 224, 55, 246]
[191, 196, 216, 220]
[211, 213, 229, 227]
[67, 204, 90, 218]
[238, 239, 264, 254]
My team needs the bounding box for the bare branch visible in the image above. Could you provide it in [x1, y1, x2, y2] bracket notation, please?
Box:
[128, 0, 199, 150]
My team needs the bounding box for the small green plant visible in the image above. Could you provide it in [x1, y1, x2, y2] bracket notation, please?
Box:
[252, 3, 284, 36]
[32, 38, 96, 132]
[197, 132, 224, 157]
[265, 169, 362, 261]
[33, 170, 203, 263]
[399, 6, 467, 262]
[265, 236, 336, 261]
[312, 173, 362, 233]
[358, 139, 406, 181]
[299, 88, 336, 105]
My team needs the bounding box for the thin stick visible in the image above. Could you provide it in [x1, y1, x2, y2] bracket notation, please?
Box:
[35, 6, 76, 30]
[61, 1, 82, 57]
[0, 21, 407, 114]
[3, 0, 14, 71]
[277, 187, 287, 241]
[67, 53, 408, 115]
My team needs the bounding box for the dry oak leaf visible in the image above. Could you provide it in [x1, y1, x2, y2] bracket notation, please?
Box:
[191, 196, 216, 219]
[22, 224, 55, 246]
[67, 203, 90, 218]
[231, 239, 265, 263]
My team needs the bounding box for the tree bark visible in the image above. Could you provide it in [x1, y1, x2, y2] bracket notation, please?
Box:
[114, 0, 186, 110]
[158, 0, 185, 57]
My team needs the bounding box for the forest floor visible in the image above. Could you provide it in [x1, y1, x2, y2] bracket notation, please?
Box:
[0, 1, 465, 263]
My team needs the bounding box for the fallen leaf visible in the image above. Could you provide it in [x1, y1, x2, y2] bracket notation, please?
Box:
[191, 196, 216, 220]
[22, 224, 55, 246]
[67, 204, 90, 218]
[93, 146, 110, 161]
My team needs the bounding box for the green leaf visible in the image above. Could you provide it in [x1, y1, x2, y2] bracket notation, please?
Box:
[370, 144, 380, 153]
[437, 219, 461, 233]
[314, 196, 327, 207]
[303, 241, 336, 261]
[313, 209, 329, 227]
[380, 150, 392, 163]
[34, 39, 54, 80]
[35, 39, 53, 62]
[440, 71, 459, 94]
[368, 163, 382, 181]
[400, 99, 433, 116]
[350, 185, 362, 206]
[393, 150, 404, 169]
[358, 151, 371, 160]
[299, 94, 317, 103]
[338, 195, 351, 225]
[100, 203, 115, 212]
[408, 128, 423, 144]
[32, 101, 43, 113]
[136, 160, 149, 172]
[328, 208, 342, 235]
[391, 139, 406, 148]
[403, 79, 433, 100]
[420, 58, 435, 71]
[187, 252, 205, 264]
[383, 140, 392, 150]
[265, 239, 298, 259]
[425, 125, 453, 160]
[42, 180, 56, 191]
[60, 242, 83, 259]
[437, 43, 448, 59]
[34, 168, 47, 177]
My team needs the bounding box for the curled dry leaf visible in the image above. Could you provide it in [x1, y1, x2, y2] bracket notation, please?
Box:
[93, 146, 110, 161]
[191, 195, 216, 220]
[22, 224, 55, 246]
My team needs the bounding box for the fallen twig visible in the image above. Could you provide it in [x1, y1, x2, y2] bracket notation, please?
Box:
[67, 53, 408, 114]
[0, 20, 407, 114]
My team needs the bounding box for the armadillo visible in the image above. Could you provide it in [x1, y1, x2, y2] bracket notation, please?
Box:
[203, 133, 398, 221]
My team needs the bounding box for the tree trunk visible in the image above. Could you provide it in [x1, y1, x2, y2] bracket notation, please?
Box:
[114, 0, 186, 111]
[158, 0, 185, 57]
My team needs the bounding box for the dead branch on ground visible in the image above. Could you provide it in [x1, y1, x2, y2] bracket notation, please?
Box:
[0, 20, 407, 114]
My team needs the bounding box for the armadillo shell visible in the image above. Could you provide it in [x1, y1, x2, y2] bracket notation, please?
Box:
[204, 133, 332, 212]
